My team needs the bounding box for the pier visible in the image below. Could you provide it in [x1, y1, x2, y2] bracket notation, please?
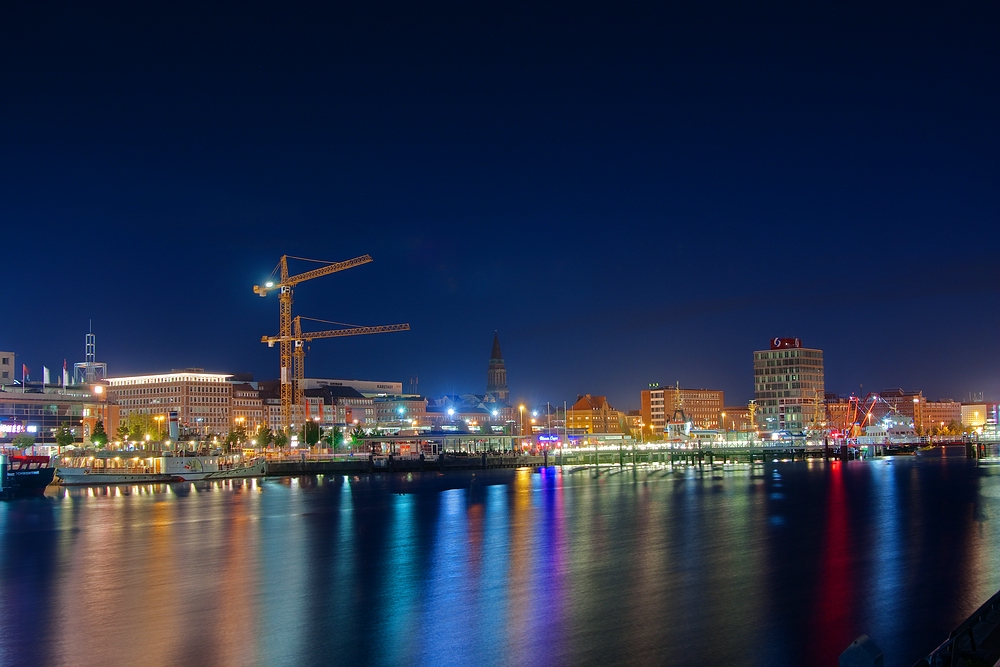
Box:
[266, 452, 547, 475]
[262, 441, 870, 478]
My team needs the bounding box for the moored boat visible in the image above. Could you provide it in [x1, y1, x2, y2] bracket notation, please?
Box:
[1, 455, 56, 498]
[55, 454, 266, 485]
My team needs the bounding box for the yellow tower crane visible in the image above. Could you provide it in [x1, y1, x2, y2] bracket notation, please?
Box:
[253, 254, 408, 432]
[267, 315, 410, 422]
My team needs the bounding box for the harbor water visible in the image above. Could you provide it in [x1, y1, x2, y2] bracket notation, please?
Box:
[1, 454, 998, 667]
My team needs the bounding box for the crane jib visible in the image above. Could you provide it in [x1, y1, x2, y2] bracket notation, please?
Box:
[254, 252, 407, 433]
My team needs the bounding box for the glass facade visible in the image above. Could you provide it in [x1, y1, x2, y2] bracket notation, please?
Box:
[0, 392, 98, 443]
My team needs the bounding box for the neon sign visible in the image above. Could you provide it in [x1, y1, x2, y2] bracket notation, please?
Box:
[0, 422, 25, 434]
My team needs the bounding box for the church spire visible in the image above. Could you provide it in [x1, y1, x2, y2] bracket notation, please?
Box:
[490, 331, 503, 361]
[486, 331, 508, 402]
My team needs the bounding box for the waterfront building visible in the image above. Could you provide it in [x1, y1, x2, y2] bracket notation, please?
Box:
[640, 383, 724, 432]
[566, 394, 623, 434]
[106, 370, 233, 437]
[425, 394, 505, 432]
[825, 395, 854, 431]
[0, 385, 108, 445]
[623, 409, 643, 439]
[961, 403, 995, 429]
[753, 337, 825, 433]
[923, 399, 962, 431]
[878, 389, 924, 427]
[259, 384, 285, 433]
[231, 382, 264, 432]
[374, 395, 428, 428]
[720, 405, 753, 432]
[0, 352, 14, 388]
[308, 386, 375, 426]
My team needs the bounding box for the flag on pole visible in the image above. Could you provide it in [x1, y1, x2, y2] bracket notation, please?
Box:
[22, 364, 29, 383]
[63, 360, 69, 387]
[43, 367, 50, 385]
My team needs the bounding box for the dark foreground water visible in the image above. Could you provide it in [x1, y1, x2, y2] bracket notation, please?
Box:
[1, 454, 998, 667]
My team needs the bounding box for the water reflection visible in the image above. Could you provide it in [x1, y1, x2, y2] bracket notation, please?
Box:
[1, 460, 1000, 666]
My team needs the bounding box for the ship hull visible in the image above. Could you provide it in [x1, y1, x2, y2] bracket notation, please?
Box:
[55, 470, 175, 485]
[5, 468, 56, 496]
[170, 460, 266, 481]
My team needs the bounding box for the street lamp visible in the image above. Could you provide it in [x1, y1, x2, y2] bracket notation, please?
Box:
[154, 414, 165, 441]
[519, 405, 525, 438]
[721, 412, 726, 441]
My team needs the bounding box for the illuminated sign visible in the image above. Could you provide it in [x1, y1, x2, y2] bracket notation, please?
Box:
[538, 435, 560, 442]
[770, 337, 802, 350]
[0, 421, 25, 434]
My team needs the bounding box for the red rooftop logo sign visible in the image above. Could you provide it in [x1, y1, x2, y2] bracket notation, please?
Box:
[770, 337, 802, 350]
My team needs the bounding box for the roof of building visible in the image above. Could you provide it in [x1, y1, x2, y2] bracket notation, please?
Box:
[258, 384, 280, 400]
[570, 394, 612, 411]
[305, 386, 367, 400]
[490, 332, 503, 361]
[372, 395, 426, 403]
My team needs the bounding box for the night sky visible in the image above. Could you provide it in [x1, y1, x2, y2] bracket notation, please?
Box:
[3, 1, 998, 410]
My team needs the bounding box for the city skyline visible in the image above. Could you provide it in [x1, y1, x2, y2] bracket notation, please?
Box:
[4, 326, 993, 415]
[3, 1, 998, 410]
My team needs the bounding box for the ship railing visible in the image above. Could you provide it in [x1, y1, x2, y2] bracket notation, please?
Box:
[83, 465, 159, 475]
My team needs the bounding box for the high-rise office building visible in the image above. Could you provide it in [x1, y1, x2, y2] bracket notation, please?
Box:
[753, 337, 824, 433]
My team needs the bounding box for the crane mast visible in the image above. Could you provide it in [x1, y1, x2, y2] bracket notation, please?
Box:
[264, 316, 411, 416]
[254, 254, 406, 434]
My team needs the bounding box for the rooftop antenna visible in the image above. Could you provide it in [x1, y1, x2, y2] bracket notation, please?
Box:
[74, 321, 107, 384]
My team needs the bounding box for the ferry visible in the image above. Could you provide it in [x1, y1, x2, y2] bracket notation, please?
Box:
[856, 415, 922, 454]
[55, 453, 266, 485]
[1, 455, 56, 498]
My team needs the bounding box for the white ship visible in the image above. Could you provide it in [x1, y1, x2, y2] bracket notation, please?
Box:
[856, 414, 922, 449]
[56, 454, 266, 485]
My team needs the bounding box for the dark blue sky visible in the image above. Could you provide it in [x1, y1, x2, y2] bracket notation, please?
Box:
[2, 1, 998, 410]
